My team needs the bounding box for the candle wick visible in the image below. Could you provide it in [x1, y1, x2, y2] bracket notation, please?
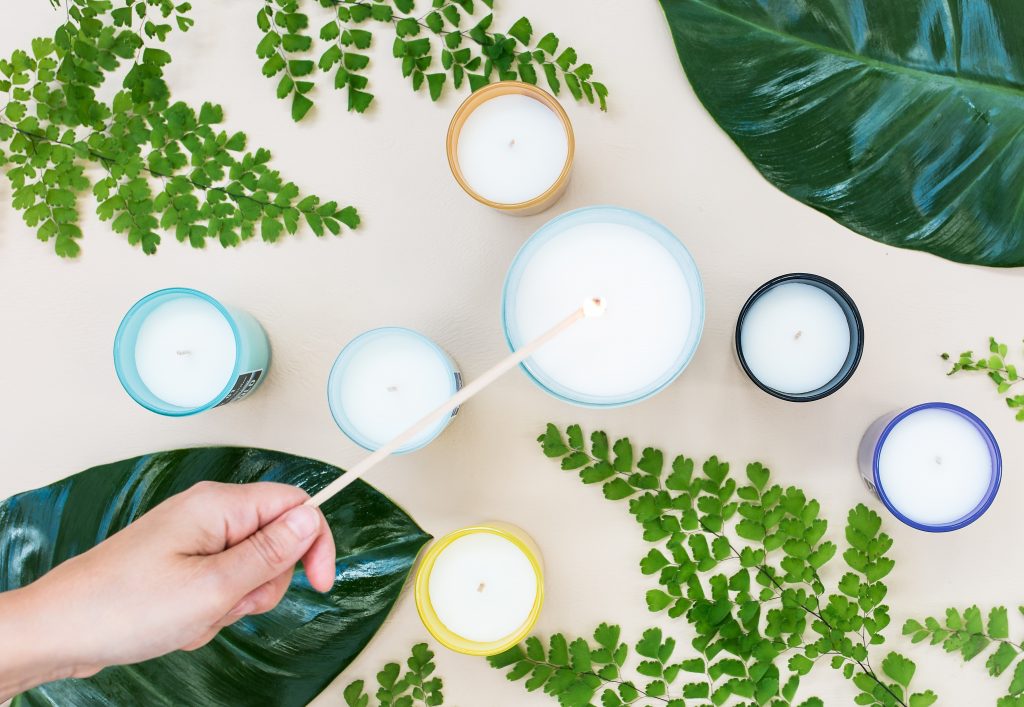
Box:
[508, 138, 516, 148]
[176, 350, 191, 356]
[794, 330, 803, 340]
[476, 582, 486, 593]
[386, 385, 399, 393]
[935, 456, 942, 465]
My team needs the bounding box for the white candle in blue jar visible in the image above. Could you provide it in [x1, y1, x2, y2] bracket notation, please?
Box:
[501, 206, 704, 407]
[114, 288, 270, 416]
[857, 403, 1001, 531]
[328, 328, 461, 453]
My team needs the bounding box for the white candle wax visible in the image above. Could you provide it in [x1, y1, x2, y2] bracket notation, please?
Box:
[428, 532, 538, 643]
[331, 330, 456, 450]
[456, 94, 568, 204]
[877, 408, 993, 526]
[134, 297, 237, 408]
[739, 283, 851, 395]
[510, 220, 695, 400]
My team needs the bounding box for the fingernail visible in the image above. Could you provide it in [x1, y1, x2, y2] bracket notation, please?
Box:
[283, 506, 319, 539]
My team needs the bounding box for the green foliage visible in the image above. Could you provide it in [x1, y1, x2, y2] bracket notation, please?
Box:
[344, 643, 445, 707]
[3, 0, 356, 256]
[256, 0, 608, 119]
[493, 424, 939, 706]
[942, 338, 1024, 422]
[660, 0, 1024, 267]
[904, 606, 1024, 707]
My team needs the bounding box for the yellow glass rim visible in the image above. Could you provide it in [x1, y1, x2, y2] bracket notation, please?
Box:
[414, 524, 545, 656]
[445, 81, 575, 212]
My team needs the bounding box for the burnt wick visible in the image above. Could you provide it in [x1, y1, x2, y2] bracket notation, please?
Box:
[794, 330, 803, 341]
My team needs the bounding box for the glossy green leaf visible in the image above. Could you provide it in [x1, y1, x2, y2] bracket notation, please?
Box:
[1, 447, 430, 707]
[660, 0, 1024, 266]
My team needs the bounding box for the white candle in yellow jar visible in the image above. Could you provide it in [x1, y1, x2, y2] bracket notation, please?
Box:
[415, 524, 543, 655]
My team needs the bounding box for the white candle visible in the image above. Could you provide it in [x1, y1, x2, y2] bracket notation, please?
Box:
[456, 93, 569, 205]
[503, 207, 703, 406]
[328, 328, 460, 452]
[415, 524, 544, 654]
[428, 532, 539, 643]
[134, 297, 237, 408]
[873, 406, 998, 527]
[739, 281, 853, 396]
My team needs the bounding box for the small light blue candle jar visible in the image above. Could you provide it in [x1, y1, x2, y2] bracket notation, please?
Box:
[114, 288, 270, 416]
[857, 402, 1001, 532]
[328, 327, 462, 454]
[502, 206, 705, 407]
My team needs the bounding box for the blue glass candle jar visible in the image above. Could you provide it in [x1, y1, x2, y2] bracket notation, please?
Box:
[857, 403, 1001, 532]
[328, 327, 462, 454]
[735, 274, 864, 402]
[114, 288, 270, 416]
[501, 206, 705, 408]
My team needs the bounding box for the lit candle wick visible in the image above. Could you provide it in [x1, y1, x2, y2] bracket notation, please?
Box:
[476, 582, 486, 593]
[509, 138, 516, 148]
[176, 350, 191, 356]
[794, 330, 803, 340]
[584, 297, 607, 318]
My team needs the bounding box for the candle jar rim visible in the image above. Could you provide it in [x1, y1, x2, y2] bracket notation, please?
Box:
[413, 523, 545, 656]
[446, 80, 575, 213]
[326, 326, 460, 455]
[871, 402, 1002, 533]
[501, 204, 706, 408]
[734, 273, 865, 402]
[113, 287, 249, 417]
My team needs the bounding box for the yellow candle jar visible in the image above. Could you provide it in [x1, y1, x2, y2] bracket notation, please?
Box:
[446, 81, 574, 216]
[414, 523, 544, 656]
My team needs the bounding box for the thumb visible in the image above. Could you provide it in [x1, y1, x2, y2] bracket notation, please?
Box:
[211, 504, 323, 603]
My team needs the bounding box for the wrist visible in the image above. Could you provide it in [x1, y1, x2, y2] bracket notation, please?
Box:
[0, 583, 78, 700]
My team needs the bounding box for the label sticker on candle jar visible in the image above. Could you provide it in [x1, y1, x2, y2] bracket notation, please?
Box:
[328, 328, 461, 454]
[857, 403, 1001, 532]
[114, 288, 271, 417]
[502, 206, 704, 407]
[214, 369, 265, 407]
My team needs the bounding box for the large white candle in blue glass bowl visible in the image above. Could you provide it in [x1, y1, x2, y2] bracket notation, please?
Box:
[114, 288, 270, 416]
[328, 327, 462, 453]
[857, 403, 1001, 532]
[502, 206, 704, 407]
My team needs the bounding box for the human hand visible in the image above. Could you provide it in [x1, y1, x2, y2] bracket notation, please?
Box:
[0, 481, 336, 696]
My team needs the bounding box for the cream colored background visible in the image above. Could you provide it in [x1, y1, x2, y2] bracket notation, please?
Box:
[1, 1, 1022, 704]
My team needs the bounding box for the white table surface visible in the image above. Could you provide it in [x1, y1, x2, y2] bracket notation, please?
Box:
[1, 1, 1022, 704]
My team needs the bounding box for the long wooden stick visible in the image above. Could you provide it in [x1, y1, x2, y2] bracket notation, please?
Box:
[308, 298, 604, 507]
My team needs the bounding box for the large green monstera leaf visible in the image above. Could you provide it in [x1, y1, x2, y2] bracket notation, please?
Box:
[661, 0, 1024, 267]
[0, 447, 430, 707]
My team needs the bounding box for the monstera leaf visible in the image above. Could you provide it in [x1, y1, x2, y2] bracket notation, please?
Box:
[0, 447, 430, 707]
[661, 0, 1024, 267]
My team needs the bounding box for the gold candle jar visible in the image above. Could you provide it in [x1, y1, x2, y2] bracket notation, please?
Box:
[414, 522, 544, 656]
[446, 81, 575, 216]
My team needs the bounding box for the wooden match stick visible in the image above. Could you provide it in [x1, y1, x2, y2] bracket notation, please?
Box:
[307, 297, 606, 508]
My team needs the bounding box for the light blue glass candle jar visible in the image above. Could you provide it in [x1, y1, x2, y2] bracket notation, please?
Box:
[114, 288, 270, 416]
[502, 206, 704, 407]
[328, 327, 462, 454]
[857, 403, 1001, 532]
